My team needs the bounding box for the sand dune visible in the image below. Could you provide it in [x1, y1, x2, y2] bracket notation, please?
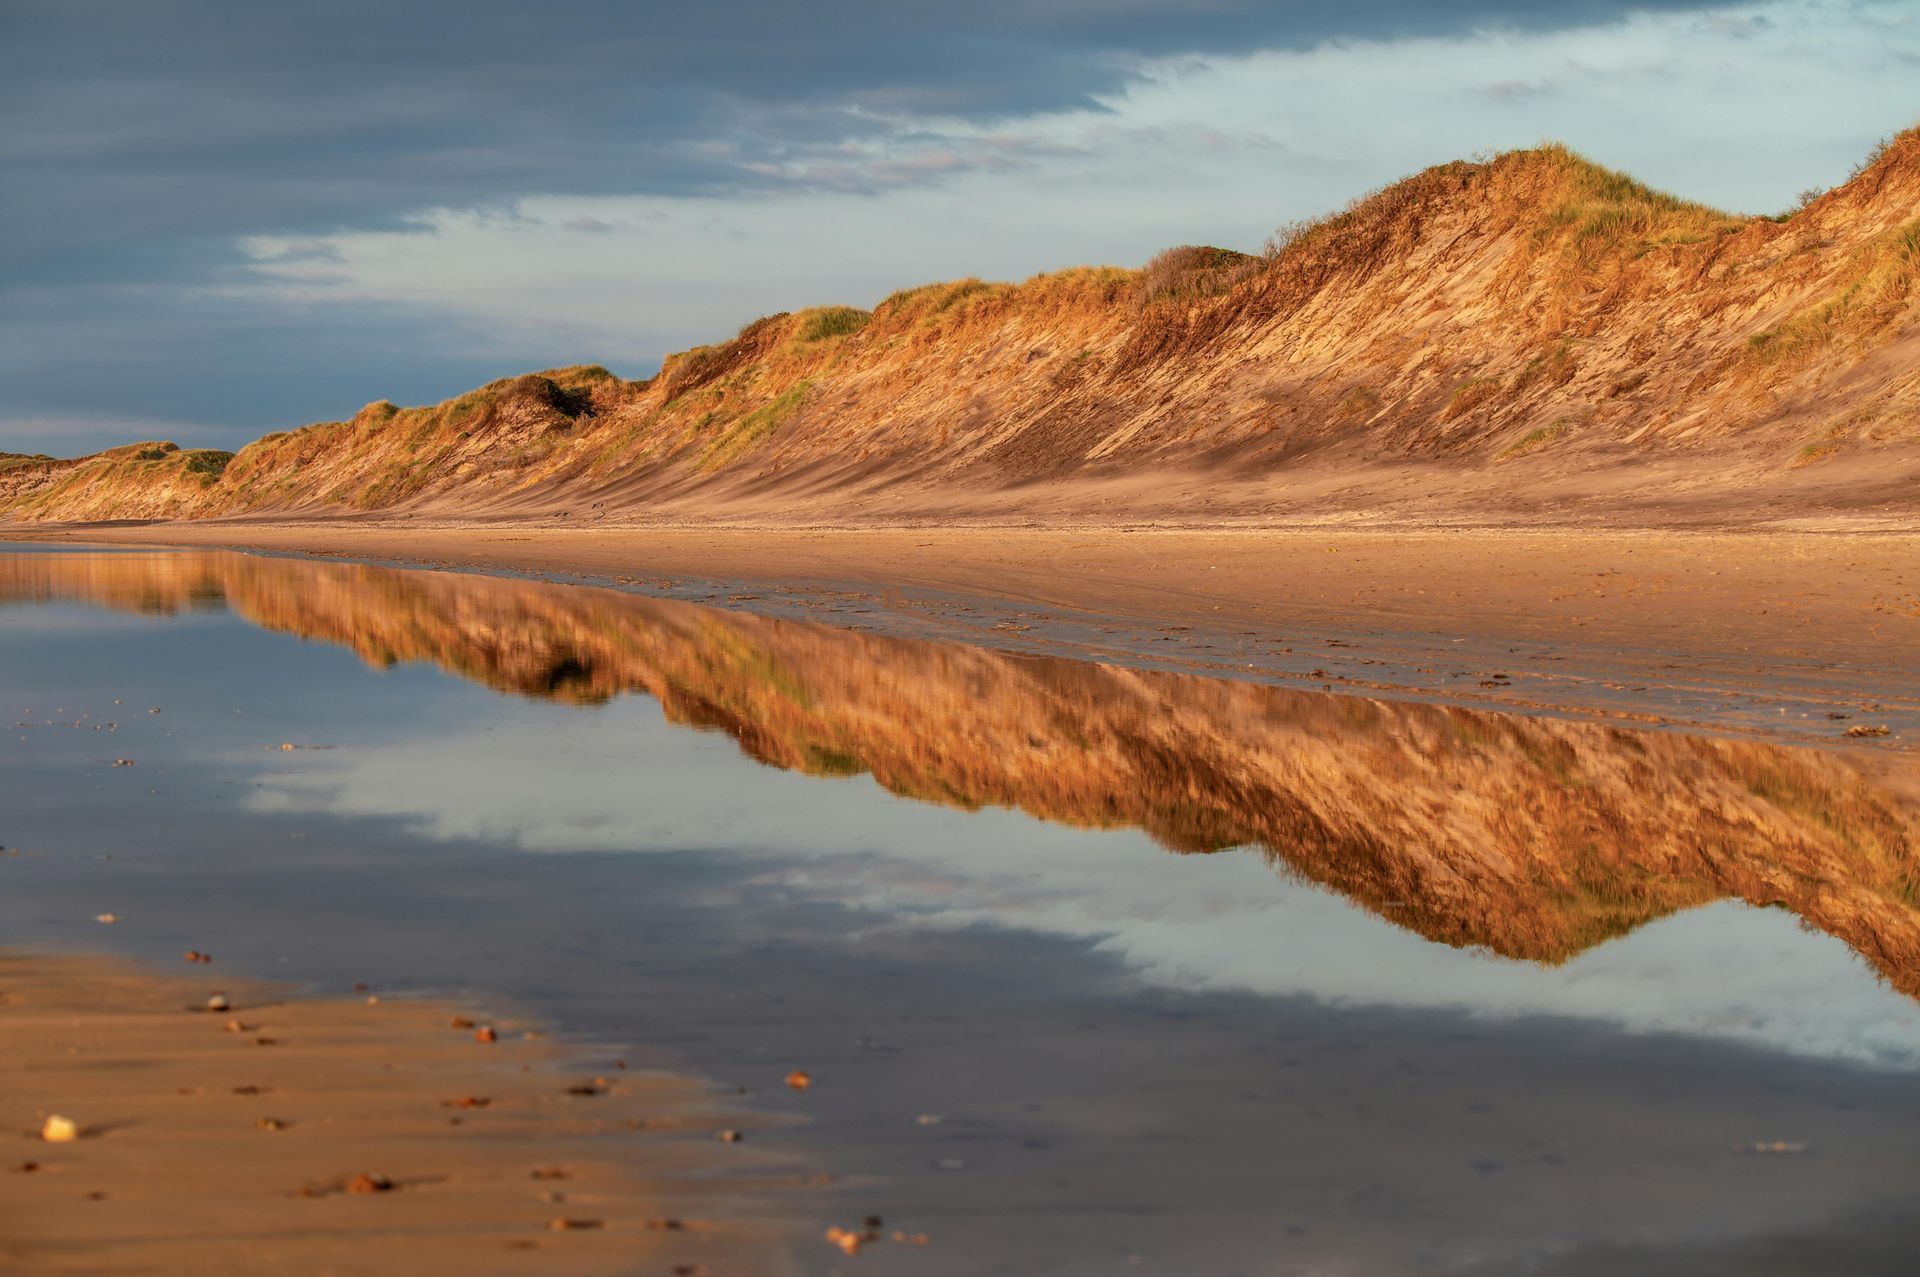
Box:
[5, 129, 1918, 528]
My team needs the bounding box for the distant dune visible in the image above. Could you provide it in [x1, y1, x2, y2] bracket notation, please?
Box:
[7, 128, 1919, 527]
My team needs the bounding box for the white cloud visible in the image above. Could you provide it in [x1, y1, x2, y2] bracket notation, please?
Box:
[221, 2, 1920, 378]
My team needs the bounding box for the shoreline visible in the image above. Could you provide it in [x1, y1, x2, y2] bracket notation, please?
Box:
[0, 948, 799, 1275]
[5, 519, 1916, 750]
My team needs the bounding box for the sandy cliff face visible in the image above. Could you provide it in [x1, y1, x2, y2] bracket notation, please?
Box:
[8, 550, 1918, 995]
[5, 131, 1919, 525]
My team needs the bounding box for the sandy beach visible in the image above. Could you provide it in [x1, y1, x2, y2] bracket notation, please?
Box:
[12, 520, 1916, 747]
[0, 951, 797, 1276]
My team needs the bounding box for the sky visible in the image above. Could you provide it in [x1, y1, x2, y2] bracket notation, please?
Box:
[3, 0, 1916, 456]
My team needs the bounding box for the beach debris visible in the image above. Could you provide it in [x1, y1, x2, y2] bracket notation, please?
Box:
[18, 1162, 40, 1174]
[224, 1019, 248, 1034]
[717, 1129, 744, 1144]
[183, 950, 212, 964]
[644, 1218, 685, 1231]
[206, 993, 230, 1012]
[345, 1172, 395, 1194]
[39, 1116, 79, 1144]
[443, 1095, 492, 1110]
[785, 1069, 812, 1091]
[892, 1231, 932, 1245]
[824, 1217, 894, 1255]
[565, 1083, 605, 1097]
[530, 1167, 571, 1181]
[450, 1015, 474, 1030]
[474, 1025, 498, 1044]
[548, 1218, 604, 1232]
[94, 913, 118, 925]
[256, 1117, 286, 1132]
[1846, 724, 1891, 737]
[111, 758, 134, 767]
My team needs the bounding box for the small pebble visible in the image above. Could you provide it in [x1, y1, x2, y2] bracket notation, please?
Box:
[40, 1116, 78, 1144]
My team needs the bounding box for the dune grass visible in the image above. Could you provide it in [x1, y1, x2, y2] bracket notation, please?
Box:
[1749, 216, 1920, 367]
[795, 306, 870, 342]
[1499, 419, 1573, 460]
[701, 380, 812, 469]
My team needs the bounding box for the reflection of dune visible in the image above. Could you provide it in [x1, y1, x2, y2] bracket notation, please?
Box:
[9, 550, 1920, 994]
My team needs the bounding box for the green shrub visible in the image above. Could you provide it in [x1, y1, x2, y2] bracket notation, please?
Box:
[797, 306, 870, 341]
[1136, 245, 1262, 307]
[182, 449, 234, 477]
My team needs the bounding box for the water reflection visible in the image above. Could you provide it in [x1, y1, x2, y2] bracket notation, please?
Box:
[5, 546, 1919, 1007]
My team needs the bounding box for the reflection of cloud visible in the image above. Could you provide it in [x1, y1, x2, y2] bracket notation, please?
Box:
[1480, 78, 1554, 100]
[242, 702, 1920, 1070]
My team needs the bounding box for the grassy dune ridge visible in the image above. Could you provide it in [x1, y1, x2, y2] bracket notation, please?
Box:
[8, 128, 1920, 524]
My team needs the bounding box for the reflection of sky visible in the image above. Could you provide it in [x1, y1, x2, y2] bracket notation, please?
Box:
[241, 696, 1920, 1071]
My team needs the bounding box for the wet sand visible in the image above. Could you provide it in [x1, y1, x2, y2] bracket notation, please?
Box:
[0, 951, 797, 1276]
[13, 521, 1918, 745]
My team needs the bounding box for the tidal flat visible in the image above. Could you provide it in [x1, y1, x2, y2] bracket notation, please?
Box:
[3, 544, 1919, 1275]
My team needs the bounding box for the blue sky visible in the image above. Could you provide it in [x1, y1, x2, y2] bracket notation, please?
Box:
[3, 0, 1916, 455]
